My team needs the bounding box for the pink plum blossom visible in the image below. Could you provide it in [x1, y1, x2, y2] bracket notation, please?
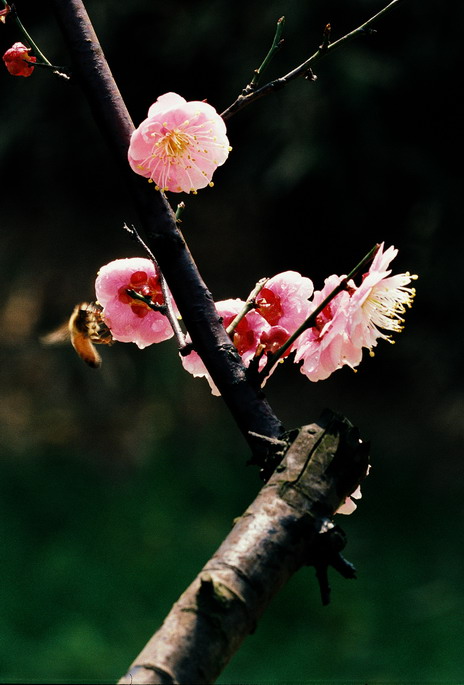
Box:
[294, 244, 417, 382]
[128, 92, 231, 193]
[336, 463, 370, 515]
[346, 242, 417, 354]
[95, 258, 175, 348]
[180, 298, 271, 395]
[180, 346, 221, 396]
[3, 42, 36, 77]
[255, 271, 313, 353]
[182, 273, 314, 393]
[258, 325, 293, 357]
[241, 270, 314, 367]
[294, 275, 361, 382]
[336, 484, 363, 515]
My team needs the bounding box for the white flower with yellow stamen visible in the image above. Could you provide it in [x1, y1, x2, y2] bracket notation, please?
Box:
[347, 243, 417, 353]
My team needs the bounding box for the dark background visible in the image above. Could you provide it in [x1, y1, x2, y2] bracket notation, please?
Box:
[1, 0, 463, 682]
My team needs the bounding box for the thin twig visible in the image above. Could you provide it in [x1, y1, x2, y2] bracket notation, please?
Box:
[221, 0, 405, 120]
[226, 277, 269, 335]
[125, 289, 166, 312]
[5, 2, 72, 79]
[7, 2, 49, 65]
[246, 16, 285, 92]
[175, 202, 186, 222]
[123, 223, 187, 350]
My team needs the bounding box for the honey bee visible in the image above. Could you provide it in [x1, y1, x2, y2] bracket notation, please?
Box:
[42, 302, 114, 368]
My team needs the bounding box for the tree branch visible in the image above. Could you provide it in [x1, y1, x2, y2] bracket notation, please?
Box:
[118, 411, 370, 684]
[44, 6, 375, 683]
[49, 0, 284, 460]
[221, 0, 405, 120]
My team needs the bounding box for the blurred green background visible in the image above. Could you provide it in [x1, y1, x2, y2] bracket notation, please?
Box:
[1, 0, 463, 683]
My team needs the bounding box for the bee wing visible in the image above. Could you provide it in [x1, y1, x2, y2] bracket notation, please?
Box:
[40, 321, 71, 346]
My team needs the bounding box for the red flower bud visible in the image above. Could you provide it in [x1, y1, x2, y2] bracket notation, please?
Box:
[3, 42, 36, 77]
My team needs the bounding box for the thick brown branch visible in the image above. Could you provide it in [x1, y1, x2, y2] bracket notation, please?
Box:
[118, 411, 369, 684]
[49, 0, 284, 456]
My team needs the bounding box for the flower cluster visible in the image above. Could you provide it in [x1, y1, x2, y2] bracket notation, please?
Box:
[128, 92, 231, 194]
[94, 244, 416, 392]
[2, 41, 36, 77]
[179, 271, 313, 395]
[93, 248, 414, 517]
[294, 244, 417, 382]
[179, 244, 416, 391]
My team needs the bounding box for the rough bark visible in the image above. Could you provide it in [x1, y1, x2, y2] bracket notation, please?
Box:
[118, 411, 369, 684]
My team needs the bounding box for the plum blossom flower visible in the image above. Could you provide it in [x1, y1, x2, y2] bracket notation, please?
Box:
[256, 272, 313, 329]
[95, 258, 175, 348]
[336, 463, 371, 515]
[182, 272, 314, 393]
[258, 325, 293, 357]
[346, 242, 417, 354]
[294, 245, 416, 382]
[294, 275, 361, 382]
[3, 42, 36, 77]
[336, 484, 363, 515]
[180, 298, 270, 395]
[128, 92, 231, 193]
[255, 271, 313, 353]
[180, 347, 221, 395]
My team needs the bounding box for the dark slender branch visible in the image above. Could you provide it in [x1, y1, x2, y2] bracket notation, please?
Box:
[49, 0, 284, 458]
[221, 0, 405, 120]
[118, 411, 370, 685]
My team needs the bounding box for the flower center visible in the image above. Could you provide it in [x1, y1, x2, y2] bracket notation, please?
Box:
[159, 128, 191, 158]
[362, 275, 417, 336]
[314, 304, 333, 334]
[259, 327, 291, 357]
[118, 270, 164, 318]
[256, 288, 283, 326]
[223, 314, 256, 356]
